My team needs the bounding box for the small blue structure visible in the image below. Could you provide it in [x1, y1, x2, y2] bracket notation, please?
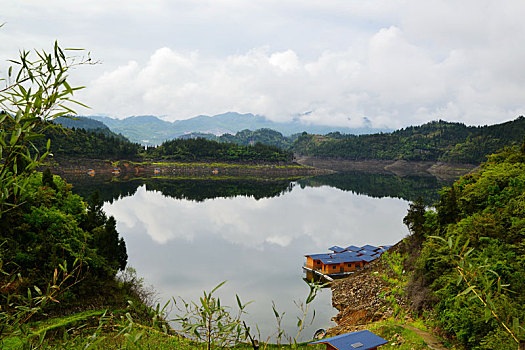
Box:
[328, 245, 346, 253]
[309, 330, 387, 350]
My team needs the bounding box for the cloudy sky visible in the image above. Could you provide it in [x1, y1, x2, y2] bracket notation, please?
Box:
[1, 0, 524, 128]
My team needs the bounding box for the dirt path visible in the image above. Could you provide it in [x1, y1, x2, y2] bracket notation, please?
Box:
[401, 324, 447, 350]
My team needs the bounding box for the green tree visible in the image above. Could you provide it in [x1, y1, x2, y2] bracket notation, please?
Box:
[0, 40, 90, 217]
[436, 186, 459, 229]
[84, 191, 127, 272]
[403, 196, 427, 237]
[41, 167, 57, 190]
[83, 191, 107, 231]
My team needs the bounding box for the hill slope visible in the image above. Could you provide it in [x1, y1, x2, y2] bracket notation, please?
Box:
[89, 112, 388, 145]
[330, 143, 525, 349]
[292, 116, 525, 164]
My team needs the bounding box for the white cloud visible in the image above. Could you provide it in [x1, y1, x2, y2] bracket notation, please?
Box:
[2, 0, 525, 128]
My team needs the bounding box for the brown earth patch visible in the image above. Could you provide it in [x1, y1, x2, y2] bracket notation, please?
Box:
[296, 156, 477, 180]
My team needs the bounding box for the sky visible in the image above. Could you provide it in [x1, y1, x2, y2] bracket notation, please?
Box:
[1, 0, 525, 129]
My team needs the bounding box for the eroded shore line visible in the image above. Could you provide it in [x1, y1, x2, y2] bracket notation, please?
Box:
[296, 156, 477, 180]
[49, 158, 334, 179]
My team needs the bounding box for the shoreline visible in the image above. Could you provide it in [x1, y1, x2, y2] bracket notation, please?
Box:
[47, 158, 334, 179]
[295, 156, 477, 180]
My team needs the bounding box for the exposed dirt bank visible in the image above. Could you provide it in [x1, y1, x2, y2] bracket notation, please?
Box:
[49, 158, 334, 179]
[328, 241, 448, 349]
[329, 258, 406, 335]
[296, 157, 477, 180]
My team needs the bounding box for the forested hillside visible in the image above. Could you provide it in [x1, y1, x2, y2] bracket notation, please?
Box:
[292, 117, 525, 164]
[34, 125, 294, 163]
[37, 125, 143, 160]
[149, 137, 294, 162]
[181, 128, 294, 149]
[403, 143, 525, 348]
[89, 112, 386, 144]
[55, 116, 111, 133]
[49, 115, 524, 166]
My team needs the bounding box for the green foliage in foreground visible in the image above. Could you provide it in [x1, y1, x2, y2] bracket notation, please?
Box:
[0, 173, 127, 286]
[411, 144, 525, 349]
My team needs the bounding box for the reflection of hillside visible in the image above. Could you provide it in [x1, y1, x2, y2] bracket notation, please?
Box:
[65, 175, 294, 203]
[144, 179, 294, 201]
[298, 172, 452, 204]
[65, 176, 144, 203]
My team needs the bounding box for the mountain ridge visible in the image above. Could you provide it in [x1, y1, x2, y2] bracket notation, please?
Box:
[88, 112, 390, 145]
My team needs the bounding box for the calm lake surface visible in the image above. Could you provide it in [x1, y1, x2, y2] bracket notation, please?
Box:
[66, 172, 449, 341]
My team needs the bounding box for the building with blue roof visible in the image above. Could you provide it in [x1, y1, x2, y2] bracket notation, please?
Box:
[304, 243, 391, 280]
[309, 330, 388, 350]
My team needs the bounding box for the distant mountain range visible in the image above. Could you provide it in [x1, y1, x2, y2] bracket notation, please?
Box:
[54, 116, 129, 141]
[85, 112, 389, 145]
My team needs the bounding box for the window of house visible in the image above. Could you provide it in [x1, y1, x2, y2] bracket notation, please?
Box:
[348, 264, 352, 267]
[333, 265, 336, 269]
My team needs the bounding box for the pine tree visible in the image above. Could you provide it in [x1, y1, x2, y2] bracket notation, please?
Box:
[83, 191, 106, 231]
[403, 196, 427, 237]
[42, 168, 57, 191]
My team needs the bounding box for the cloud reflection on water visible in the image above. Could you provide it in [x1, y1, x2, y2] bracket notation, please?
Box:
[102, 182, 409, 340]
[104, 184, 408, 247]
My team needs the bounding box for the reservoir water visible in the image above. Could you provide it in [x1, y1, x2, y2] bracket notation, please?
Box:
[66, 172, 449, 341]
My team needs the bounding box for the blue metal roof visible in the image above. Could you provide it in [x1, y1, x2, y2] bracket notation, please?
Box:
[358, 250, 375, 256]
[334, 256, 363, 263]
[306, 253, 332, 259]
[328, 246, 346, 253]
[336, 251, 360, 257]
[361, 244, 380, 251]
[360, 255, 377, 262]
[345, 245, 362, 252]
[309, 330, 388, 350]
[319, 257, 341, 265]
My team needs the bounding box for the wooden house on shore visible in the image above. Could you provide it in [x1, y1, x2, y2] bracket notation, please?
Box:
[303, 244, 392, 280]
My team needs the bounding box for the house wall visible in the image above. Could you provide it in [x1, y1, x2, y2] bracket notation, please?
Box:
[318, 260, 368, 274]
[306, 257, 314, 268]
[306, 257, 323, 270]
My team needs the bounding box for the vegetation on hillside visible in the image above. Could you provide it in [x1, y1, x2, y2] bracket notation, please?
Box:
[149, 137, 294, 163]
[194, 128, 297, 149]
[38, 125, 142, 159]
[54, 116, 128, 141]
[402, 143, 525, 349]
[33, 126, 295, 163]
[292, 117, 525, 164]
[37, 114, 525, 167]
[0, 41, 141, 348]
